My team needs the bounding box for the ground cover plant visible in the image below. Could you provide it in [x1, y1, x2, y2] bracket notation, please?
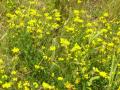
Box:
[0, 0, 120, 90]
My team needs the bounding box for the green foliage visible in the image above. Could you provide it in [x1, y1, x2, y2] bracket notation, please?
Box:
[0, 0, 120, 90]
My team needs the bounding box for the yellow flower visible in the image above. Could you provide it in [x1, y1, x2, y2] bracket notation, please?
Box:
[2, 75, 8, 79]
[29, 9, 37, 16]
[28, 19, 36, 26]
[36, 29, 42, 33]
[23, 81, 30, 86]
[12, 77, 17, 81]
[34, 65, 40, 69]
[55, 12, 61, 17]
[107, 42, 114, 47]
[118, 86, 120, 90]
[86, 22, 92, 27]
[97, 38, 103, 42]
[0, 80, 3, 84]
[99, 71, 107, 78]
[0, 59, 3, 64]
[93, 67, 99, 72]
[77, 0, 82, 4]
[71, 43, 81, 52]
[47, 16, 52, 20]
[44, 13, 49, 17]
[117, 31, 120, 36]
[117, 64, 120, 67]
[33, 82, 39, 88]
[75, 78, 80, 84]
[73, 10, 79, 16]
[2, 82, 12, 88]
[18, 81, 22, 89]
[51, 73, 55, 77]
[84, 74, 89, 79]
[49, 45, 56, 51]
[64, 81, 73, 89]
[11, 70, 17, 75]
[103, 12, 109, 17]
[57, 77, 63, 81]
[12, 47, 20, 53]
[65, 26, 75, 32]
[86, 29, 93, 33]
[42, 82, 54, 89]
[74, 17, 84, 23]
[60, 38, 70, 47]
[24, 86, 30, 90]
[58, 57, 64, 61]
[52, 23, 59, 29]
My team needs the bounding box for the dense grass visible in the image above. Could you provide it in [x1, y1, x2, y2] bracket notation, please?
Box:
[0, 0, 120, 90]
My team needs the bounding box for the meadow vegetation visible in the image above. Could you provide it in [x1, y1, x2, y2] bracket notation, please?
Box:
[0, 0, 120, 90]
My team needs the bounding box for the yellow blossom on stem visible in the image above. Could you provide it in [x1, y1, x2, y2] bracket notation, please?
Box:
[99, 71, 108, 78]
[12, 47, 20, 54]
[57, 77, 63, 81]
[49, 45, 56, 51]
[2, 82, 12, 89]
[60, 38, 70, 47]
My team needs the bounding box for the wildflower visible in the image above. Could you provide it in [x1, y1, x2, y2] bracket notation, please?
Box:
[23, 81, 30, 87]
[60, 38, 70, 47]
[52, 23, 59, 29]
[73, 10, 79, 16]
[99, 71, 108, 78]
[84, 74, 89, 79]
[2, 82, 12, 88]
[2, 74, 8, 79]
[77, 0, 82, 4]
[33, 82, 39, 88]
[0, 59, 3, 64]
[86, 22, 92, 27]
[49, 45, 56, 51]
[12, 77, 17, 81]
[42, 82, 54, 89]
[19, 21, 24, 27]
[75, 78, 80, 84]
[28, 19, 37, 26]
[51, 73, 55, 77]
[65, 26, 75, 32]
[117, 31, 120, 36]
[103, 12, 109, 17]
[24, 86, 30, 90]
[12, 47, 20, 54]
[29, 9, 37, 16]
[97, 38, 103, 42]
[34, 65, 40, 69]
[118, 64, 120, 67]
[15, 9, 22, 15]
[11, 70, 17, 75]
[44, 13, 49, 17]
[58, 57, 64, 61]
[107, 42, 114, 47]
[93, 67, 99, 72]
[71, 43, 81, 52]
[54, 12, 61, 17]
[36, 29, 42, 33]
[0, 69, 4, 73]
[101, 28, 108, 33]
[64, 81, 74, 89]
[0, 80, 2, 84]
[86, 29, 93, 33]
[18, 81, 22, 89]
[46, 16, 52, 20]
[55, 17, 61, 21]
[74, 17, 84, 23]
[57, 77, 63, 81]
